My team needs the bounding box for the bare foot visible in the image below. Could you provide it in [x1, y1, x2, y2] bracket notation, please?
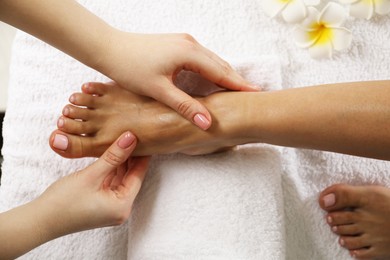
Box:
[319, 184, 390, 260]
[49, 82, 239, 158]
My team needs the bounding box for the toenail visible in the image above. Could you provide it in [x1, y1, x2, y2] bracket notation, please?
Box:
[339, 238, 345, 246]
[63, 107, 70, 116]
[53, 134, 69, 151]
[323, 193, 336, 207]
[57, 118, 65, 128]
[69, 95, 76, 103]
[83, 83, 91, 90]
[332, 226, 337, 232]
[327, 216, 333, 224]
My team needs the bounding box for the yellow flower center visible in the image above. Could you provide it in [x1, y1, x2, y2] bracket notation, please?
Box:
[309, 23, 333, 46]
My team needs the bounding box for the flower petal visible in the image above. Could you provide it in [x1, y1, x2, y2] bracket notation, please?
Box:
[304, 0, 321, 5]
[293, 27, 321, 48]
[374, 0, 390, 15]
[330, 27, 352, 51]
[281, 0, 308, 23]
[300, 6, 320, 31]
[350, 0, 375, 19]
[339, 0, 360, 4]
[308, 41, 333, 59]
[319, 2, 348, 27]
[262, 0, 290, 18]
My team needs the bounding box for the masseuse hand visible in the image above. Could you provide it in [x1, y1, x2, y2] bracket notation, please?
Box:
[0, 0, 258, 130]
[0, 131, 149, 259]
[39, 131, 149, 234]
[100, 32, 258, 130]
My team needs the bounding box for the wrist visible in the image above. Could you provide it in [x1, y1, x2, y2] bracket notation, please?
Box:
[30, 197, 66, 242]
[203, 92, 259, 146]
[86, 26, 121, 75]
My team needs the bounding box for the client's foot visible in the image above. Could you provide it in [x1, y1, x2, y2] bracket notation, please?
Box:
[50, 82, 236, 158]
[319, 184, 390, 260]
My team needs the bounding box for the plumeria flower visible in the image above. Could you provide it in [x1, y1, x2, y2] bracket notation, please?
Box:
[339, 0, 390, 19]
[293, 2, 352, 59]
[262, 0, 321, 24]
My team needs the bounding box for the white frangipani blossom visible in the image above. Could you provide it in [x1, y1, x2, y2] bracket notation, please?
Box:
[262, 0, 320, 24]
[293, 2, 352, 59]
[339, 0, 390, 19]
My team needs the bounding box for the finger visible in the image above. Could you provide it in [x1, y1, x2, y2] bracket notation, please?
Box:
[110, 162, 128, 188]
[151, 80, 213, 130]
[122, 156, 151, 199]
[186, 50, 260, 92]
[87, 131, 137, 182]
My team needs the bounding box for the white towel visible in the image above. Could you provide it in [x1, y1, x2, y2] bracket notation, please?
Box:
[1, 0, 390, 259]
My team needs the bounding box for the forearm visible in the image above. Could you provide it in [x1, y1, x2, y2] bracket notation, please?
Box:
[0, 199, 58, 259]
[0, 0, 114, 71]
[210, 80, 390, 160]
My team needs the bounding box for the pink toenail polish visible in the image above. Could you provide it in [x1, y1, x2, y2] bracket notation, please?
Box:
[117, 132, 136, 149]
[193, 113, 211, 130]
[53, 134, 69, 151]
[83, 83, 91, 92]
[323, 193, 336, 207]
[57, 118, 65, 128]
[63, 107, 70, 116]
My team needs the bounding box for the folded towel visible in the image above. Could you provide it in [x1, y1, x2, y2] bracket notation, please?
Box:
[128, 148, 285, 259]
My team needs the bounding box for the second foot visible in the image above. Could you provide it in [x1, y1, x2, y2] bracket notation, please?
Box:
[319, 184, 390, 260]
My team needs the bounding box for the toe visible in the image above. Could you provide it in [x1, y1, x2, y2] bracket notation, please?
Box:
[351, 247, 388, 260]
[57, 116, 98, 135]
[62, 104, 91, 120]
[319, 184, 368, 211]
[82, 82, 110, 96]
[340, 235, 370, 251]
[327, 210, 358, 226]
[331, 223, 362, 236]
[350, 247, 374, 260]
[49, 130, 102, 158]
[69, 92, 99, 108]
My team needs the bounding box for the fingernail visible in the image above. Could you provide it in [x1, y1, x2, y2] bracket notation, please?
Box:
[323, 193, 336, 207]
[117, 132, 136, 149]
[62, 107, 70, 116]
[57, 117, 65, 128]
[193, 114, 211, 130]
[53, 134, 69, 150]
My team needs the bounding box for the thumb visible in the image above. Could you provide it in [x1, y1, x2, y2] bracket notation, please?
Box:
[153, 80, 212, 130]
[87, 131, 137, 181]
